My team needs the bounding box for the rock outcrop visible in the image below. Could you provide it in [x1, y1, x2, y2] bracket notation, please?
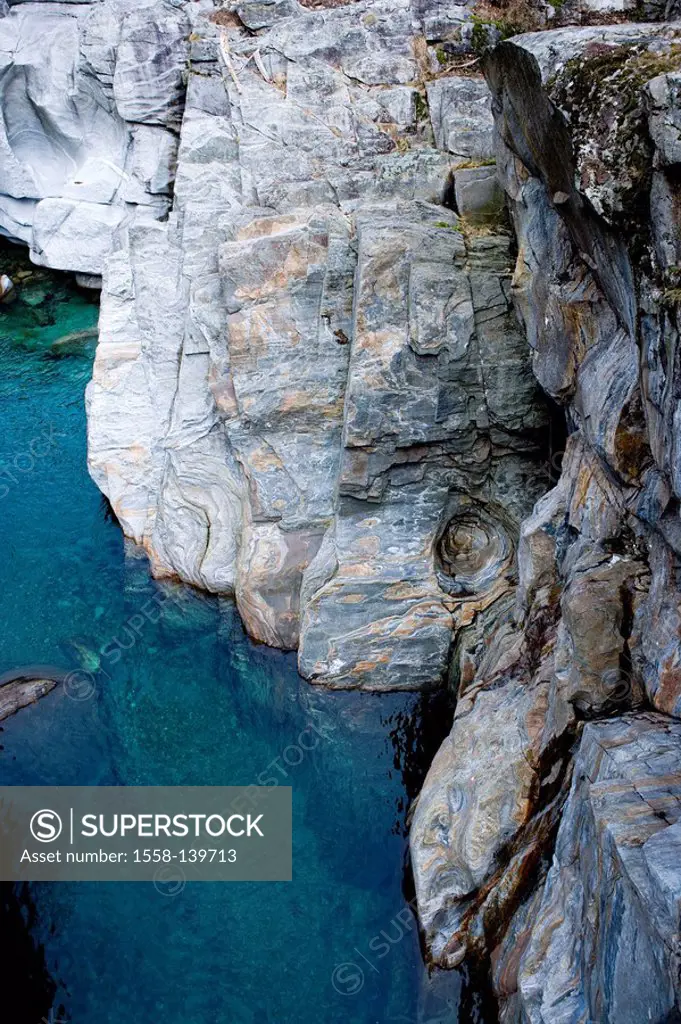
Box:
[498, 713, 681, 1024]
[2, 2, 681, 1020]
[0, 0, 189, 278]
[0, 273, 15, 302]
[0, 672, 59, 721]
[411, 21, 681, 1023]
[80, 0, 551, 688]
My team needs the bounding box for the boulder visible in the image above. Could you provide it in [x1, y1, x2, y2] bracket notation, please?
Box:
[0, 273, 16, 302]
[0, 673, 59, 721]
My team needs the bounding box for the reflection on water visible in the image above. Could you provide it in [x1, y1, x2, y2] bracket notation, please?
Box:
[0, 248, 493, 1024]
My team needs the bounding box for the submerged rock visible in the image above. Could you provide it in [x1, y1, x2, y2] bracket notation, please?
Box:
[0, 272, 15, 303]
[49, 328, 99, 357]
[0, 674, 59, 722]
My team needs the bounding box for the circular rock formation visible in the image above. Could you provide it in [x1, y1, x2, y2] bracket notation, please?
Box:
[436, 507, 514, 596]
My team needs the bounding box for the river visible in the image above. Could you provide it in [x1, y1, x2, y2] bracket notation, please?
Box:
[0, 248, 492, 1024]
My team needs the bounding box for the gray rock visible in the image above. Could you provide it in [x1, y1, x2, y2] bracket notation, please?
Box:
[0, 0, 189, 274]
[31, 199, 129, 274]
[453, 164, 504, 224]
[509, 23, 681, 82]
[0, 675, 59, 721]
[647, 72, 681, 166]
[426, 77, 496, 163]
[298, 207, 547, 689]
[76, 272, 103, 289]
[412, 23, 681, 1012]
[0, 273, 15, 302]
[83, 0, 549, 678]
[516, 715, 681, 1024]
[235, 0, 302, 29]
[112, 3, 189, 129]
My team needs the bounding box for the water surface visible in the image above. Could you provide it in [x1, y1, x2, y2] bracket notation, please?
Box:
[0, 253, 487, 1024]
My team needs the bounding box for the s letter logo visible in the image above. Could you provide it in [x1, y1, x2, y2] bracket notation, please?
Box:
[30, 809, 63, 843]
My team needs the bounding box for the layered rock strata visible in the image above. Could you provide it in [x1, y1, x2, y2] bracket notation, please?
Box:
[79, 0, 549, 688]
[496, 713, 681, 1024]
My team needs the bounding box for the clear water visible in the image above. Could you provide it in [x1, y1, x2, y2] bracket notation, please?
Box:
[0, 254, 488, 1024]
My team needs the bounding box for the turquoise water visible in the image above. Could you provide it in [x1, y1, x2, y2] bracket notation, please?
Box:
[0, 257, 489, 1023]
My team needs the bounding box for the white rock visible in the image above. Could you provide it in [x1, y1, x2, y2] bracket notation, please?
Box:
[31, 199, 129, 273]
[0, 0, 187, 274]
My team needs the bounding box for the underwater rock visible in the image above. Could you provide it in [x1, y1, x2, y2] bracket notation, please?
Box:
[0, 673, 59, 722]
[0, 273, 15, 303]
[50, 328, 99, 357]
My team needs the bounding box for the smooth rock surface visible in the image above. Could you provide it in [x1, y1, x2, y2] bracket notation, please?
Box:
[0, 0, 189, 270]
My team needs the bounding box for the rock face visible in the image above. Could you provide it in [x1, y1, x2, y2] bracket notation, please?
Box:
[81, 0, 550, 687]
[411, 22, 681, 1023]
[2, 0, 548, 694]
[506, 714, 681, 1024]
[0, 0, 189, 278]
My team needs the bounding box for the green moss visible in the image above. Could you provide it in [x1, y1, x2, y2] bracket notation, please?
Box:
[435, 221, 463, 231]
[436, 46, 448, 65]
[497, 20, 519, 38]
[414, 92, 429, 122]
[470, 12, 523, 48]
[630, 0, 651, 21]
[550, 42, 681, 230]
[470, 18, 493, 54]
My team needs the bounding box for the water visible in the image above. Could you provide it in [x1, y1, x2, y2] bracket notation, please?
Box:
[0, 251, 489, 1024]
